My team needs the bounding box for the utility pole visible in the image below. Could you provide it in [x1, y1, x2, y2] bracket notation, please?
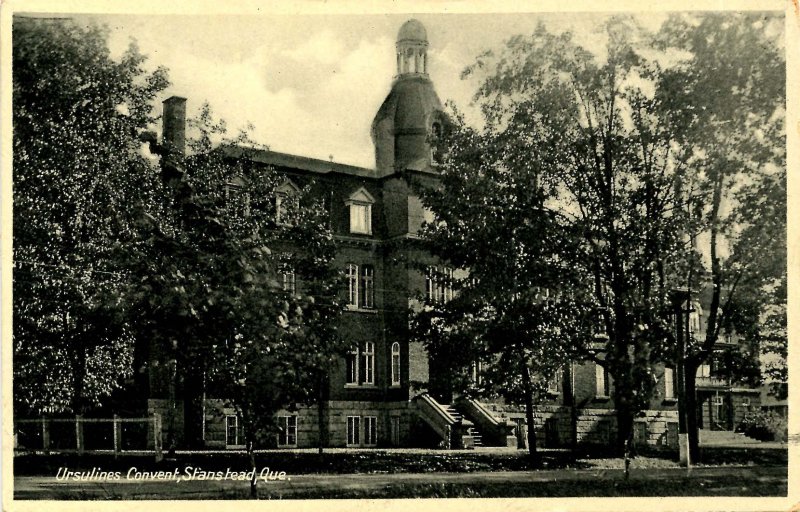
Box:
[671, 288, 691, 468]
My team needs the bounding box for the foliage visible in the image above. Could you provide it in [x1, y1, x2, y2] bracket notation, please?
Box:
[736, 411, 787, 443]
[653, 12, 785, 457]
[456, 17, 696, 452]
[124, 102, 345, 469]
[411, 105, 594, 460]
[12, 17, 169, 415]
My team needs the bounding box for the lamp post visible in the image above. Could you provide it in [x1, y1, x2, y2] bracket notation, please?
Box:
[670, 288, 691, 467]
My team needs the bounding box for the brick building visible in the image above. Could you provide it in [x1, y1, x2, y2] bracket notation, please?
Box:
[145, 19, 759, 452]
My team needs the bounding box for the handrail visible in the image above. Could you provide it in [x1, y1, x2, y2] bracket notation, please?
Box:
[415, 393, 457, 425]
[464, 398, 502, 427]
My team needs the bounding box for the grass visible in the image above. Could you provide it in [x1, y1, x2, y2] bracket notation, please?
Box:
[14, 446, 787, 477]
[16, 469, 788, 499]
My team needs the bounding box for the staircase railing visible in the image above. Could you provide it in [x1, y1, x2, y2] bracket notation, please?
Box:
[454, 397, 515, 446]
[413, 394, 457, 445]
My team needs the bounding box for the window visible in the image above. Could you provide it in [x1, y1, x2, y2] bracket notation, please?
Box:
[225, 415, 244, 447]
[742, 397, 751, 408]
[548, 369, 562, 394]
[225, 183, 250, 220]
[347, 263, 359, 306]
[391, 342, 401, 386]
[275, 179, 300, 225]
[345, 343, 375, 387]
[364, 417, 377, 446]
[346, 347, 359, 385]
[431, 122, 443, 164]
[360, 265, 374, 309]
[696, 364, 711, 378]
[347, 416, 360, 446]
[346, 187, 375, 235]
[277, 415, 297, 446]
[633, 422, 648, 446]
[363, 342, 375, 385]
[595, 363, 610, 397]
[664, 367, 676, 399]
[471, 360, 483, 386]
[426, 266, 453, 304]
[279, 255, 296, 294]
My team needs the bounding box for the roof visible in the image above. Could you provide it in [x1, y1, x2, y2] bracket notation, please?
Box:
[221, 145, 374, 177]
[372, 75, 443, 134]
[397, 19, 427, 43]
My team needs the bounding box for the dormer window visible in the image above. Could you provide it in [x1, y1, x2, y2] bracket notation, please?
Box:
[346, 187, 375, 235]
[275, 179, 300, 225]
[225, 177, 250, 220]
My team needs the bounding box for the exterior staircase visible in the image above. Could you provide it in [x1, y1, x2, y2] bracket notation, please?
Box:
[444, 405, 483, 447]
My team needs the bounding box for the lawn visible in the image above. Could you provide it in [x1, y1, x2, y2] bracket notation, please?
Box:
[13, 446, 788, 477]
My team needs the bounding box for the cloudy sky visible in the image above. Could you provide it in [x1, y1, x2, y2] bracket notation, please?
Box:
[53, 12, 680, 168]
[48, 11, 742, 169]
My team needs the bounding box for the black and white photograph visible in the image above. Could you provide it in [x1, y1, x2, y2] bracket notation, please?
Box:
[1, 0, 795, 508]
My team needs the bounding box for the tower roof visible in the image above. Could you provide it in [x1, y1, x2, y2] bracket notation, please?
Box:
[397, 19, 427, 43]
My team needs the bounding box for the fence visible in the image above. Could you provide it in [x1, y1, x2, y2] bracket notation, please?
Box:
[14, 414, 163, 461]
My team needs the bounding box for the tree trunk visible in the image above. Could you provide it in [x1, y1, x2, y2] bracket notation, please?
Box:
[316, 372, 328, 455]
[247, 439, 257, 499]
[616, 402, 634, 457]
[71, 346, 87, 415]
[685, 361, 700, 462]
[182, 364, 205, 449]
[521, 366, 539, 466]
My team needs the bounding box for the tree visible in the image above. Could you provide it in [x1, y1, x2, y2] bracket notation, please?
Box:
[654, 13, 785, 460]
[459, 18, 691, 453]
[126, 104, 344, 497]
[12, 17, 169, 415]
[411, 108, 593, 463]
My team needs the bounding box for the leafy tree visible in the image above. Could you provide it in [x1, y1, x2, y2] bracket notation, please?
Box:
[411, 108, 593, 463]
[654, 13, 785, 459]
[458, 18, 691, 453]
[12, 17, 169, 415]
[126, 104, 344, 497]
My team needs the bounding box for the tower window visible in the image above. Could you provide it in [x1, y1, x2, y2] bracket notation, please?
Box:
[431, 122, 443, 164]
[426, 265, 453, 303]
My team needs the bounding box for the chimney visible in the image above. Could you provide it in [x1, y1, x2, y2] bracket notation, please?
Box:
[162, 96, 187, 157]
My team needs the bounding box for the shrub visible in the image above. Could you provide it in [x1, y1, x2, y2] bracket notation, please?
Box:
[736, 411, 787, 442]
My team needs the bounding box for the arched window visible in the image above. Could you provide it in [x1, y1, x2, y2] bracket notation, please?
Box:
[391, 342, 401, 386]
